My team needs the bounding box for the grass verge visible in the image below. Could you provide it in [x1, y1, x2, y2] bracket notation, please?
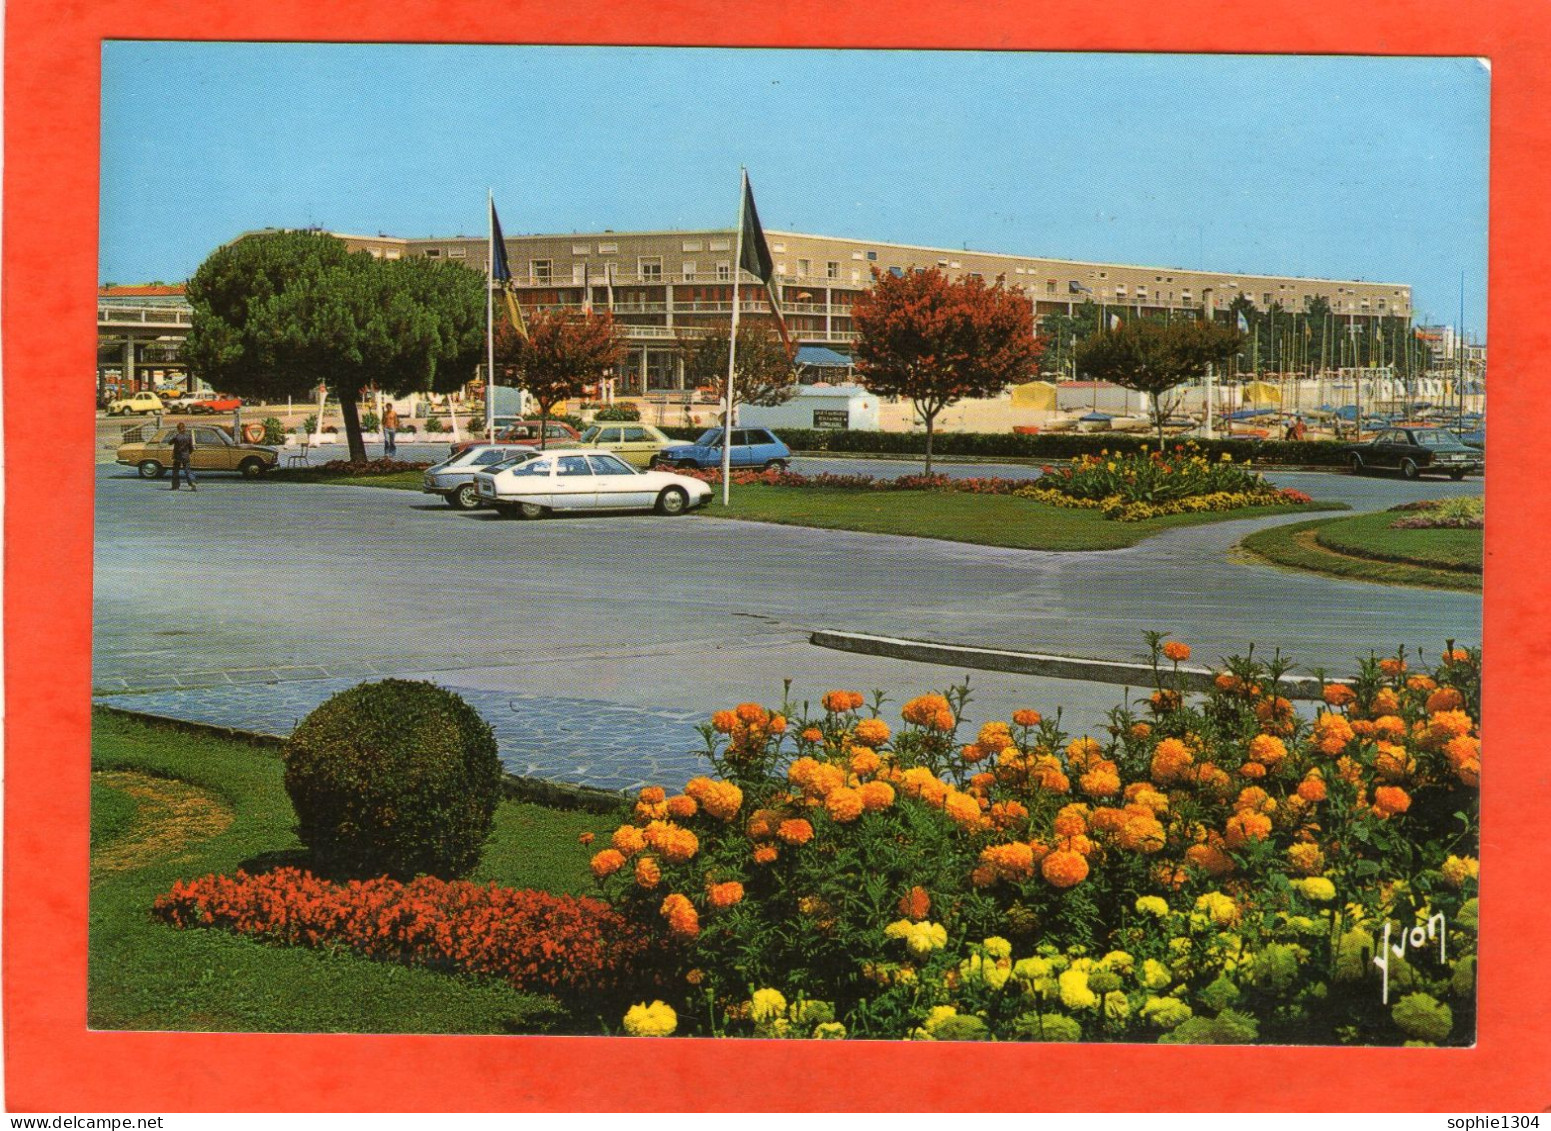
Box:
[89, 708, 615, 1033]
[692, 485, 1344, 551]
[1238, 516, 1482, 592]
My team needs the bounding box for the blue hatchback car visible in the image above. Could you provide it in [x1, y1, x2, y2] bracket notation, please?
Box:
[652, 427, 792, 471]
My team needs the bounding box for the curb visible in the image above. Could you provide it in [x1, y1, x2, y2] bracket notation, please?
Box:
[808, 630, 1341, 700]
[91, 704, 627, 815]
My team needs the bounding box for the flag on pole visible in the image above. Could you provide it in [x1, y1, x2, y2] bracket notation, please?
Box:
[490, 199, 528, 339]
[1109, 313, 1121, 331]
[1237, 312, 1250, 333]
[737, 175, 793, 355]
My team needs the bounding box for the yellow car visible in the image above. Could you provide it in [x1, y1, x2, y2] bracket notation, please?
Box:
[576, 422, 675, 468]
[116, 424, 280, 479]
[105, 391, 166, 416]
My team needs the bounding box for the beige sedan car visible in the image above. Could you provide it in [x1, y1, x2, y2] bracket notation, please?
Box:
[116, 424, 280, 479]
[575, 422, 675, 468]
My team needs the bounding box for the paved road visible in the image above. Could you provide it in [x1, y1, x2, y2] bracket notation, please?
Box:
[92, 458, 1481, 788]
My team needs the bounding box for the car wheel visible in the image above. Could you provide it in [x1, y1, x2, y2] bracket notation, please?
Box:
[239, 458, 267, 479]
[1450, 469, 1467, 481]
[762, 459, 789, 472]
[137, 460, 165, 479]
[656, 486, 690, 516]
[1347, 454, 1364, 475]
[1400, 458, 1420, 481]
[519, 501, 547, 520]
[449, 483, 481, 510]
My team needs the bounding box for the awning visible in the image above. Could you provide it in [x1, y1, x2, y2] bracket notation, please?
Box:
[795, 346, 853, 368]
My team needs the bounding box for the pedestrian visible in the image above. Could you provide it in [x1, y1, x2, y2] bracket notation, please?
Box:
[382, 404, 399, 458]
[168, 421, 197, 491]
[1291, 415, 1307, 441]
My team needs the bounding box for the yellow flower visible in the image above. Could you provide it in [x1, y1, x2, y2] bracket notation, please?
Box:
[1058, 968, 1098, 1010]
[1194, 891, 1240, 927]
[750, 988, 788, 1023]
[983, 936, 1013, 960]
[1441, 855, 1479, 888]
[1135, 895, 1170, 918]
[1139, 958, 1173, 991]
[1294, 876, 1337, 902]
[622, 1000, 677, 1037]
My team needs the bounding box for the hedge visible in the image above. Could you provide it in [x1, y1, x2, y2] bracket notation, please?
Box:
[658, 426, 1351, 467]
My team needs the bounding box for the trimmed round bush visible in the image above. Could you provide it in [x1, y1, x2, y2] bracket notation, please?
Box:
[282, 680, 504, 880]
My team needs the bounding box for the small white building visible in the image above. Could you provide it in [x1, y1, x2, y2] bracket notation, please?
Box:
[739, 384, 881, 432]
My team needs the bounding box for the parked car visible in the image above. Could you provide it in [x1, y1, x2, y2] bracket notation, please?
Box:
[116, 424, 280, 478]
[181, 394, 244, 415]
[421, 443, 539, 510]
[1344, 427, 1483, 480]
[449, 419, 581, 456]
[651, 427, 792, 471]
[105, 392, 166, 416]
[575, 422, 675, 468]
[472, 448, 712, 518]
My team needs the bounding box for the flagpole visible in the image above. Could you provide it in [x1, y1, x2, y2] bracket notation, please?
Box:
[486, 190, 496, 443]
[723, 168, 747, 507]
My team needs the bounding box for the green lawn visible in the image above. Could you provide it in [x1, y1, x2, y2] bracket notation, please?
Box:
[89, 709, 615, 1033]
[1239, 514, 1483, 592]
[271, 468, 427, 490]
[693, 485, 1343, 551]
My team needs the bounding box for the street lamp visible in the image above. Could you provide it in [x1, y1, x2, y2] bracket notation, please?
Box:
[1202, 287, 1215, 439]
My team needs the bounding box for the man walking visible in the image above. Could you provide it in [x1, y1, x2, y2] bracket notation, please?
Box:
[169, 421, 197, 491]
[382, 403, 399, 458]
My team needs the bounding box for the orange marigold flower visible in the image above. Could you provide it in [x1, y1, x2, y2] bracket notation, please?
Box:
[901, 693, 955, 730]
[859, 780, 896, 812]
[1155, 864, 1189, 891]
[1053, 803, 1090, 838]
[1041, 848, 1090, 888]
[1426, 687, 1464, 714]
[590, 848, 626, 878]
[1150, 737, 1195, 784]
[822, 689, 865, 713]
[752, 844, 779, 865]
[1184, 842, 1235, 876]
[1426, 709, 1475, 744]
[1059, 832, 1096, 857]
[667, 795, 699, 820]
[1287, 842, 1325, 875]
[825, 786, 866, 824]
[800, 726, 824, 744]
[1150, 688, 1183, 713]
[777, 818, 815, 846]
[849, 747, 882, 777]
[639, 786, 667, 805]
[685, 776, 744, 822]
[660, 893, 700, 939]
[989, 799, 1029, 830]
[1162, 640, 1192, 663]
[1013, 709, 1043, 727]
[1335, 756, 1364, 786]
[853, 717, 891, 746]
[1116, 814, 1166, 853]
[1313, 712, 1355, 755]
[1322, 683, 1356, 708]
[1066, 736, 1105, 770]
[612, 825, 647, 856]
[1224, 811, 1273, 849]
[1089, 806, 1129, 834]
[1079, 763, 1122, 798]
[735, 702, 770, 725]
[712, 710, 739, 734]
[961, 742, 988, 764]
[1125, 783, 1170, 812]
[944, 789, 986, 829]
[1373, 715, 1407, 739]
[1379, 657, 1407, 677]
[707, 881, 745, 909]
[1239, 761, 1267, 780]
[1235, 786, 1274, 815]
[1129, 721, 1154, 740]
[1351, 719, 1376, 739]
[1370, 687, 1401, 715]
[578, 832, 596, 846]
[1443, 647, 1472, 665]
[978, 721, 1015, 751]
[1248, 734, 1288, 766]
[1372, 785, 1412, 818]
[1407, 675, 1438, 693]
[1215, 672, 1241, 693]
[979, 841, 1036, 883]
[1254, 697, 1297, 735]
[769, 714, 788, 735]
[634, 856, 662, 888]
[897, 885, 932, 921]
[1374, 741, 1414, 782]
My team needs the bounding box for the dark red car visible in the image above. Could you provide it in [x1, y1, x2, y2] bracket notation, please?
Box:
[449, 419, 580, 456]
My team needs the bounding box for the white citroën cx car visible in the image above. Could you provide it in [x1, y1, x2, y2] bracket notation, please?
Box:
[472, 448, 713, 519]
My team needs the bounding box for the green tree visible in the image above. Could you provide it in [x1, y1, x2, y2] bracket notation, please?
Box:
[505, 308, 624, 447]
[1074, 317, 1243, 440]
[851, 268, 1044, 473]
[1036, 300, 1102, 378]
[680, 323, 797, 424]
[184, 231, 486, 462]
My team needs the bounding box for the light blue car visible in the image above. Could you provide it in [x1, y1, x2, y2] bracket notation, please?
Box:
[652, 427, 792, 471]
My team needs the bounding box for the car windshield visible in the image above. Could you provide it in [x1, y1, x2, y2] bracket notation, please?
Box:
[488, 451, 544, 472]
[693, 429, 724, 447]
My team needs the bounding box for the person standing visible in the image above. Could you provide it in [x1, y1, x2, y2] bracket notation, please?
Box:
[169, 422, 197, 491]
[382, 404, 399, 457]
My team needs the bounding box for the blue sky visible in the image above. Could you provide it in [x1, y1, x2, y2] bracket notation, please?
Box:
[100, 45, 1490, 336]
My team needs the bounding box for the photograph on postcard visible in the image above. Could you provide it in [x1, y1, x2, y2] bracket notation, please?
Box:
[89, 44, 1486, 1046]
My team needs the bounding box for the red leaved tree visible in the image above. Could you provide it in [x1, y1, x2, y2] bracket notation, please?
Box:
[851, 268, 1044, 473]
[499, 308, 624, 447]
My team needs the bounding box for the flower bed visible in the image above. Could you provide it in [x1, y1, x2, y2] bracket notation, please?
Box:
[1019, 443, 1311, 521]
[587, 639, 1479, 1043]
[152, 868, 656, 1002]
